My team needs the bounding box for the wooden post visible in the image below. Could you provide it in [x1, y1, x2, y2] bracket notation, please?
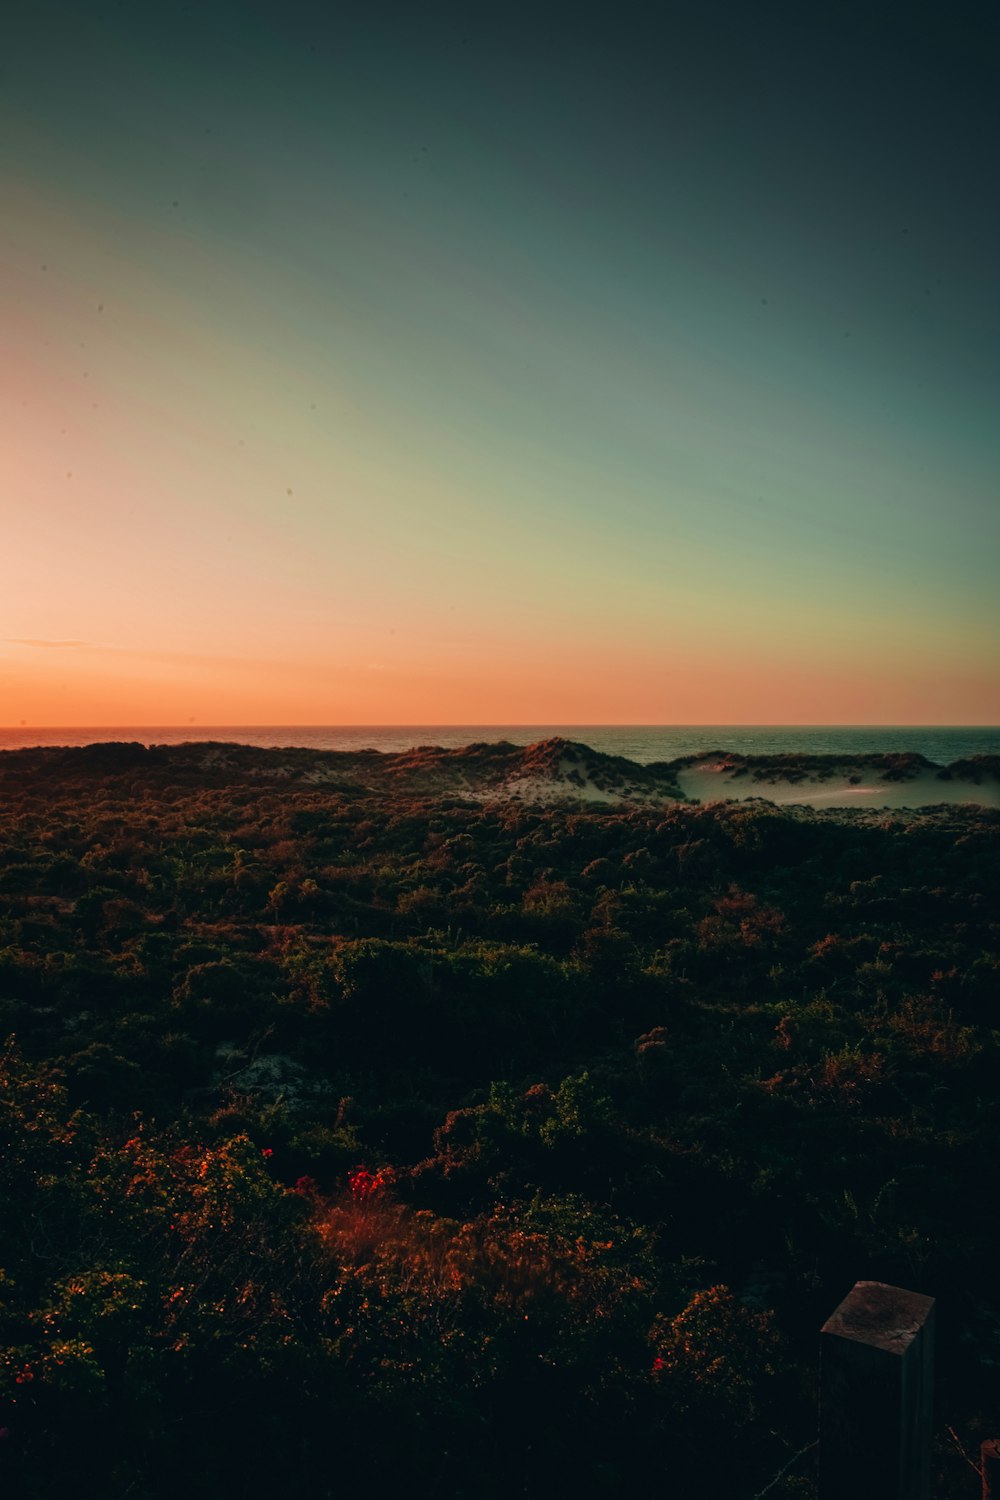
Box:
[982, 1439, 1000, 1500]
[819, 1280, 935, 1500]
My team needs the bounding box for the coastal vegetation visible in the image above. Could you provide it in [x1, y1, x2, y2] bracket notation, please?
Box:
[1, 742, 998, 1496]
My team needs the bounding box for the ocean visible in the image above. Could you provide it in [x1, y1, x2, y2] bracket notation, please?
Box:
[1, 726, 997, 765]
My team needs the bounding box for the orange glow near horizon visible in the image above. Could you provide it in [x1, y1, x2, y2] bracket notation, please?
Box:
[4, 92, 998, 729]
[4, 635, 997, 728]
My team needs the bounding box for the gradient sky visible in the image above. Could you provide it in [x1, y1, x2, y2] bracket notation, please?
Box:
[3, 0, 998, 724]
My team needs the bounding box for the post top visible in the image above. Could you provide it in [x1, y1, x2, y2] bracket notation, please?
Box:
[821, 1280, 935, 1353]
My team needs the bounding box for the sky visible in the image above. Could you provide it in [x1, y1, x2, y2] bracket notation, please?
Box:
[3, 0, 999, 725]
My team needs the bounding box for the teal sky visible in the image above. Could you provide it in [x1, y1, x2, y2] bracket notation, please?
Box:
[3, 0, 998, 723]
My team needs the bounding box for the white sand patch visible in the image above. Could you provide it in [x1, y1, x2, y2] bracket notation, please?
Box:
[676, 763, 1000, 810]
[492, 773, 624, 805]
[213, 1044, 334, 1104]
[495, 755, 674, 804]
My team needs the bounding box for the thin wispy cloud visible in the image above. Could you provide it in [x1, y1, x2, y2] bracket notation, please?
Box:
[6, 640, 263, 668]
[7, 638, 88, 649]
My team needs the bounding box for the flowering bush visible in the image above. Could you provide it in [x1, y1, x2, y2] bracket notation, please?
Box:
[649, 1285, 783, 1430]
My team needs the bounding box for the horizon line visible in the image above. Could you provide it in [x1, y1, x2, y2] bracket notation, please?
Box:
[3, 723, 998, 732]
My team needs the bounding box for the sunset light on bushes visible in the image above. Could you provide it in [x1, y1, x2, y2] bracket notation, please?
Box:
[3, 1, 999, 1496]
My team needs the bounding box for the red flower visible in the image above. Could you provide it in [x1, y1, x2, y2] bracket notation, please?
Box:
[348, 1166, 380, 1200]
[261, 1148, 274, 1158]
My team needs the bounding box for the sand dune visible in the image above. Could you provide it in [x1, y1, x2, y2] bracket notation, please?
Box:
[2, 739, 996, 810]
[674, 754, 1000, 810]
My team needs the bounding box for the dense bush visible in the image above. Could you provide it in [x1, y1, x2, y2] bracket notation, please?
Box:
[0, 751, 997, 1495]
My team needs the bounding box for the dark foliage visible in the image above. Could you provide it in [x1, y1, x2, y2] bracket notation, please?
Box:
[0, 747, 998, 1497]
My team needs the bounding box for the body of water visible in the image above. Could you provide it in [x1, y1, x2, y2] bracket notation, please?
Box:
[1, 726, 997, 765]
